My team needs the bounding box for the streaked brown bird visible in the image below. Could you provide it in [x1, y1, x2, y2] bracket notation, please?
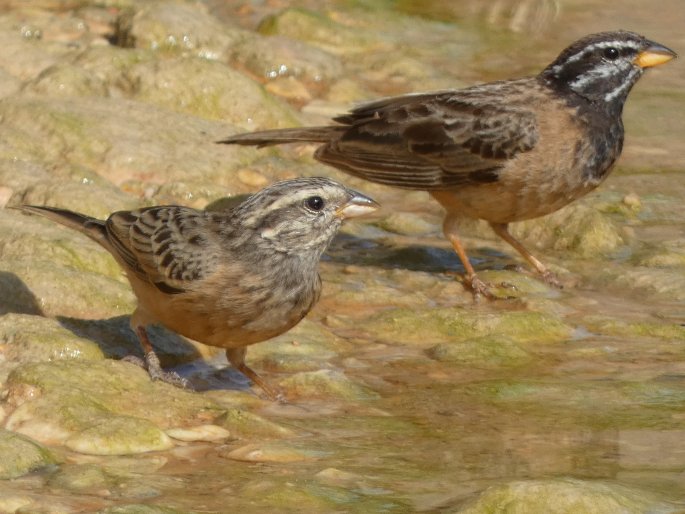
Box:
[219, 31, 676, 298]
[17, 177, 378, 400]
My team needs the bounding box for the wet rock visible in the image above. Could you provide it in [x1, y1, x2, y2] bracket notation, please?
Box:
[129, 1, 246, 59]
[66, 415, 174, 455]
[457, 478, 671, 514]
[215, 408, 295, 440]
[591, 265, 685, 301]
[224, 441, 321, 463]
[280, 369, 380, 401]
[358, 308, 573, 347]
[0, 495, 32, 512]
[132, 56, 298, 127]
[258, 8, 386, 56]
[228, 33, 343, 86]
[100, 505, 189, 514]
[376, 212, 439, 236]
[0, 313, 104, 380]
[584, 316, 685, 341]
[427, 336, 533, 369]
[0, 96, 256, 195]
[3, 359, 220, 451]
[48, 462, 112, 493]
[0, 429, 58, 479]
[511, 203, 628, 258]
[248, 319, 344, 373]
[166, 424, 230, 442]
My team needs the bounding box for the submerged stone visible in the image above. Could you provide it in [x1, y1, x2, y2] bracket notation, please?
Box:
[457, 478, 672, 514]
[280, 369, 380, 401]
[359, 308, 573, 347]
[0, 429, 58, 479]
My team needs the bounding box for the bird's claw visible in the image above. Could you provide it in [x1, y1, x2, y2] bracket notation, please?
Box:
[122, 353, 190, 389]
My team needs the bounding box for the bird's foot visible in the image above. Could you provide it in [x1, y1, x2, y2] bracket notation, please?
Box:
[539, 269, 564, 289]
[463, 274, 518, 301]
[122, 353, 190, 389]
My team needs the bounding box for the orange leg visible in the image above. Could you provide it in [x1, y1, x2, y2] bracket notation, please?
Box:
[445, 232, 497, 300]
[226, 347, 283, 402]
[489, 222, 562, 288]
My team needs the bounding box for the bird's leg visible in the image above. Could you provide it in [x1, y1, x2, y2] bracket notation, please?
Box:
[489, 222, 563, 288]
[128, 325, 189, 388]
[225, 347, 283, 402]
[445, 233, 496, 299]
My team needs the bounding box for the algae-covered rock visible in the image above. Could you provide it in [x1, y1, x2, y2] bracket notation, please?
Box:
[457, 478, 671, 514]
[228, 33, 343, 86]
[427, 336, 532, 369]
[511, 203, 627, 258]
[258, 8, 385, 56]
[129, 1, 246, 59]
[376, 212, 439, 236]
[224, 441, 322, 463]
[4, 359, 221, 452]
[0, 96, 255, 193]
[132, 56, 298, 127]
[0, 429, 58, 479]
[66, 415, 173, 455]
[215, 408, 295, 440]
[359, 308, 573, 347]
[280, 369, 380, 401]
[0, 313, 104, 366]
[99, 506, 190, 514]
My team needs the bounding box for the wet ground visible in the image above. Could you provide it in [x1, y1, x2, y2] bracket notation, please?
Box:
[0, 0, 684, 512]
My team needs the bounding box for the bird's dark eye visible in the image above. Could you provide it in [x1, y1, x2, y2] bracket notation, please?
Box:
[603, 47, 619, 60]
[305, 195, 325, 212]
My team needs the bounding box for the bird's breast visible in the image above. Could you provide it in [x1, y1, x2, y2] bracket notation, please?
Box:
[433, 94, 622, 223]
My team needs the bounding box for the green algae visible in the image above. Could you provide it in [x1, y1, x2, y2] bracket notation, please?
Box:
[0, 429, 58, 479]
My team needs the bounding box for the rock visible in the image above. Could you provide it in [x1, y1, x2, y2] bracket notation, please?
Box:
[279, 369, 379, 401]
[358, 308, 573, 347]
[228, 33, 343, 87]
[224, 441, 320, 463]
[0, 313, 104, 379]
[166, 424, 230, 442]
[131, 56, 298, 127]
[376, 212, 439, 236]
[511, 203, 627, 257]
[258, 8, 385, 56]
[457, 478, 671, 514]
[427, 336, 532, 369]
[0, 429, 58, 479]
[65, 415, 174, 455]
[3, 360, 219, 450]
[129, 1, 246, 59]
[214, 408, 295, 440]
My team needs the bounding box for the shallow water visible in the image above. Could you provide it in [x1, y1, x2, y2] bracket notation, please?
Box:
[0, 0, 684, 512]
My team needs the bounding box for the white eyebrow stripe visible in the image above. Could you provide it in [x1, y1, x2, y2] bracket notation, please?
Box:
[552, 40, 642, 72]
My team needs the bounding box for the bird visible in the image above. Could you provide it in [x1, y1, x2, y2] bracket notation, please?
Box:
[16, 177, 379, 400]
[218, 30, 676, 298]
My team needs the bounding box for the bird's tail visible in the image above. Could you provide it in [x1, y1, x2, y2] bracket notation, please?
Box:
[217, 126, 341, 148]
[16, 205, 109, 248]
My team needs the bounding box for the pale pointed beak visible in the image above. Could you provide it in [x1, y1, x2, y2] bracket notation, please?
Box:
[634, 42, 677, 68]
[336, 192, 380, 219]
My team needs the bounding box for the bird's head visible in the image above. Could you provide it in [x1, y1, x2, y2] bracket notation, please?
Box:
[234, 177, 378, 256]
[541, 30, 676, 107]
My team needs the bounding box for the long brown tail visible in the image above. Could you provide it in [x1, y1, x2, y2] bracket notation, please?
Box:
[217, 126, 341, 148]
[16, 205, 109, 249]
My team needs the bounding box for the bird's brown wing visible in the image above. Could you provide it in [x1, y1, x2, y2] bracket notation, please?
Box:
[105, 207, 219, 294]
[318, 87, 539, 189]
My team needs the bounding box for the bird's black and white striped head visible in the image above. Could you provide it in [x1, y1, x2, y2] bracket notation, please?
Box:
[232, 177, 378, 256]
[541, 31, 676, 108]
